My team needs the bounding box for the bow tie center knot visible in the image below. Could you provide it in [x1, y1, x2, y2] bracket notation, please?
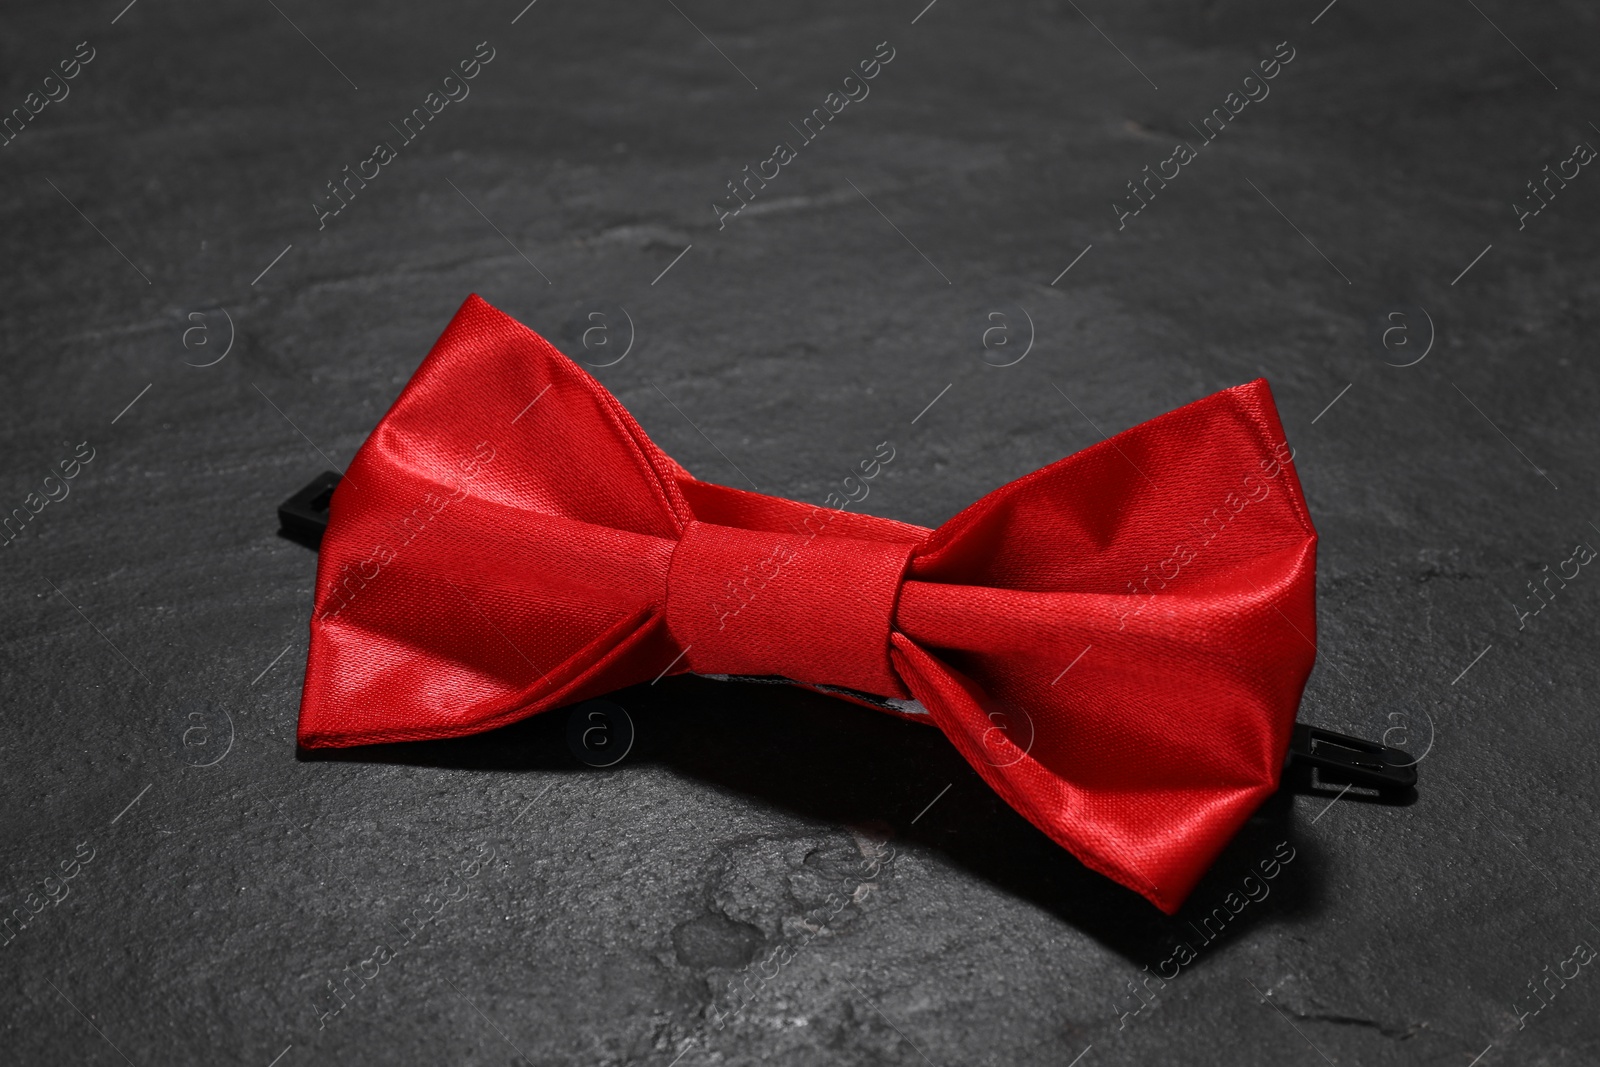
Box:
[664, 519, 917, 698]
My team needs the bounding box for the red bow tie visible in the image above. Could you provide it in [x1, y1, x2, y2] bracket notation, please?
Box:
[298, 294, 1319, 913]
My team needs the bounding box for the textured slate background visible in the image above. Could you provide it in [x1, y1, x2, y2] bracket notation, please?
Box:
[2, 1, 1598, 1064]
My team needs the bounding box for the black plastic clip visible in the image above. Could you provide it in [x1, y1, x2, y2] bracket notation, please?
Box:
[1288, 723, 1417, 791]
[278, 471, 342, 548]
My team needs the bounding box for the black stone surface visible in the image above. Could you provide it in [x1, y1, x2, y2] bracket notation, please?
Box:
[3, 1, 1598, 1064]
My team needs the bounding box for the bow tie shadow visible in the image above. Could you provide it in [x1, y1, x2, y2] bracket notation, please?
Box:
[299, 677, 1359, 964]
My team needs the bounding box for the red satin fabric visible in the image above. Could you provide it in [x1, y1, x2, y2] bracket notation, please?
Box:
[299, 294, 1317, 913]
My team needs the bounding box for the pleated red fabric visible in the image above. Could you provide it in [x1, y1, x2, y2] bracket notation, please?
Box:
[298, 294, 1318, 913]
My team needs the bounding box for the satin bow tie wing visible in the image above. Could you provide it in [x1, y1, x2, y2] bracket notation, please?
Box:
[298, 295, 696, 748]
[889, 380, 1318, 913]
